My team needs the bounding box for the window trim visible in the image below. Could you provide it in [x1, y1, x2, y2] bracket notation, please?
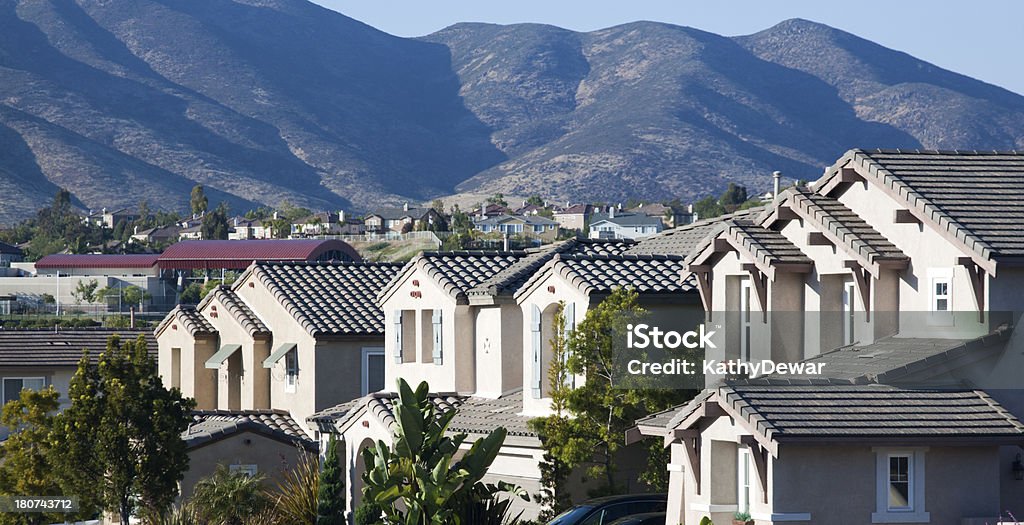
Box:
[872, 448, 929, 524]
[740, 278, 752, 362]
[927, 268, 954, 326]
[738, 448, 752, 514]
[2, 377, 46, 405]
[284, 349, 298, 393]
[361, 347, 385, 396]
[843, 280, 856, 345]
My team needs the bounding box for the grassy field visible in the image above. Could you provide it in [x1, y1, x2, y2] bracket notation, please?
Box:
[349, 238, 438, 262]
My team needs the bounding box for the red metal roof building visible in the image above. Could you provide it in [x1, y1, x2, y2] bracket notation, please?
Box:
[156, 239, 361, 271]
[35, 254, 161, 272]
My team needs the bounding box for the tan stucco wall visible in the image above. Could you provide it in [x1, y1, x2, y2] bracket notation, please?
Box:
[157, 326, 218, 409]
[203, 293, 271, 411]
[181, 432, 307, 501]
[473, 304, 524, 398]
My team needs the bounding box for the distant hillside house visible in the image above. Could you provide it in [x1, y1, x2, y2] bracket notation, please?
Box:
[0, 241, 23, 267]
[588, 209, 664, 239]
[364, 203, 441, 233]
[83, 208, 142, 229]
[627, 202, 698, 228]
[131, 225, 180, 245]
[291, 211, 363, 237]
[474, 214, 559, 242]
[553, 204, 593, 231]
[178, 223, 203, 240]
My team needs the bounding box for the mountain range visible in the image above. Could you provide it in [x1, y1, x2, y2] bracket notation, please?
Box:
[1, 0, 1022, 224]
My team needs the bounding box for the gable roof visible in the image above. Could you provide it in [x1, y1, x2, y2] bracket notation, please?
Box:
[367, 206, 433, 221]
[378, 250, 527, 305]
[0, 329, 156, 367]
[198, 286, 270, 337]
[516, 253, 695, 299]
[464, 238, 636, 303]
[35, 253, 160, 270]
[158, 239, 360, 270]
[247, 261, 404, 337]
[184, 409, 315, 450]
[555, 204, 592, 215]
[819, 149, 1024, 273]
[154, 306, 217, 338]
[0, 241, 23, 256]
[475, 214, 558, 226]
[626, 208, 764, 256]
[785, 188, 908, 273]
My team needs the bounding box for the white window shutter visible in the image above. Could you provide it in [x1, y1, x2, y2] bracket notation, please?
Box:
[531, 304, 542, 398]
[432, 310, 443, 365]
[393, 310, 403, 363]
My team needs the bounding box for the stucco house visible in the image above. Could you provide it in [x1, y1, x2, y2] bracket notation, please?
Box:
[0, 329, 155, 439]
[0, 241, 24, 267]
[156, 260, 403, 434]
[554, 204, 593, 231]
[631, 149, 1024, 524]
[474, 214, 560, 242]
[364, 203, 442, 233]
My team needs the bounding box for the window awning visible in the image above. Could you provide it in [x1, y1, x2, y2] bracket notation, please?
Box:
[204, 344, 242, 369]
[263, 343, 296, 368]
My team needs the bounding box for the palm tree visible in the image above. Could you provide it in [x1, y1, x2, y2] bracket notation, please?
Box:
[190, 464, 271, 525]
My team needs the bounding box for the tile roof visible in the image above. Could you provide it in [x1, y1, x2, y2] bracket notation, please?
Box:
[250, 261, 404, 337]
[154, 306, 216, 338]
[787, 188, 907, 264]
[626, 207, 763, 256]
[719, 384, 1024, 442]
[465, 239, 635, 300]
[516, 253, 694, 298]
[367, 207, 433, 221]
[380, 251, 527, 304]
[158, 239, 360, 270]
[184, 409, 315, 450]
[721, 219, 812, 267]
[833, 149, 1024, 260]
[313, 390, 536, 439]
[0, 329, 156, 367]
[475, 214, 559, 226]
[199, 286, 269, 336]
[767, 328, 1011, 385]
[34, 254, 160, 269]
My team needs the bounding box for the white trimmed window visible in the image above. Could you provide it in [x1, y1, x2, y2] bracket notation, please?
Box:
[2, 377, 45, 404]
[930, 277, 950, 312]
[361, 347, 385, 396]
[927, 268, 954, 326]
[285, 349, 298, 392]
[738, 448, 752, 514]
[873, 448, 929, 523]
[740, 278, 752, 361]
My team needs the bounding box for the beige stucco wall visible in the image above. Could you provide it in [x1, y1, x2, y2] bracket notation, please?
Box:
[157, 325, 218, 409]
[203, 293, 272, 411]
[381, 266, 471, 394]
[181, 432, 307, 501]
[473, 304, 524, 398]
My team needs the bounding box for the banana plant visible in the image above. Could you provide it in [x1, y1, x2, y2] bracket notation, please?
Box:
[361, 379, 526, 525]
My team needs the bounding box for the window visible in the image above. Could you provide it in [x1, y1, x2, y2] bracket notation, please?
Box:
[2, 377, 45, 404]
[229, 464, 258, 477]
[285, 350, 298, 392]
[738, 448, 752, 514]
[930, 277, 950, 312]
[873, 448, 928, 523]
[361, 348, 385, 396]
[170, 347, 182, 389]
[843, 280, 856, 345]
[740, 279, 752, 361]
[888, 455, 912, 511]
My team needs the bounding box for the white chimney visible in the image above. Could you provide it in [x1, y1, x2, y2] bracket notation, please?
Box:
[773, 171, 782, 199]
[687, 204, 694, 214]
[609, 207, 615, 219]
[273, 211, 279, 220]
[339, 210, 346, 223]
[403, 202, 410, 212]
[502, 233, 510, 252]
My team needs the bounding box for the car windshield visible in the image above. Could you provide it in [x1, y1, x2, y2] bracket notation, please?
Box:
[547, 505, 595, 524]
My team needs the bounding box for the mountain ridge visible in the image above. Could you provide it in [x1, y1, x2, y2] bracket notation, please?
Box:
[0, 1, 1021, 224]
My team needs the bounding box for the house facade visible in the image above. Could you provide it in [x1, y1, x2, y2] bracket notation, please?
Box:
[156, 261, 402, 434]
[0, 241, 24, 267]
[589, 210, 665, 240]
[364, 204, 442, 233]
[474, 214, 559, 242]
[554, 204, 593, 231]
[631, 149, 1024, 524]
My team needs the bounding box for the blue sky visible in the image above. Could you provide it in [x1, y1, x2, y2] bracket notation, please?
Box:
[313, 0, 1024, 95]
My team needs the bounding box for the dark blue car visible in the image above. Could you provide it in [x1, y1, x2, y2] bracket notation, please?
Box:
[546, 494, 668, 525]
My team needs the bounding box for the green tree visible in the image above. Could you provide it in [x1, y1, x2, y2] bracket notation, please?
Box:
[39, 293, 55, 305]
[190, 465, 270, 525]
[71, 279, 99, 305]
[361, 379, 525, 525]
[0, 387, 68, 525]
[317, 436, 346, 524]
[692, 195, 724, 220]
[530, 289, 690, 500]
[271, 448, 320, 524]
[201, 203, 230, 240]
[179, 282, 202, 304]
[50, 335, 195, 525]
[526, 196, 545, 207]
[486, 193, 507, 207]
[719, 183, 748, 211]
[122, 285, 151, 309]
[190, 185, 209, 216]
[449, 206, 472, 234]
[430, 199, 445, 213]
